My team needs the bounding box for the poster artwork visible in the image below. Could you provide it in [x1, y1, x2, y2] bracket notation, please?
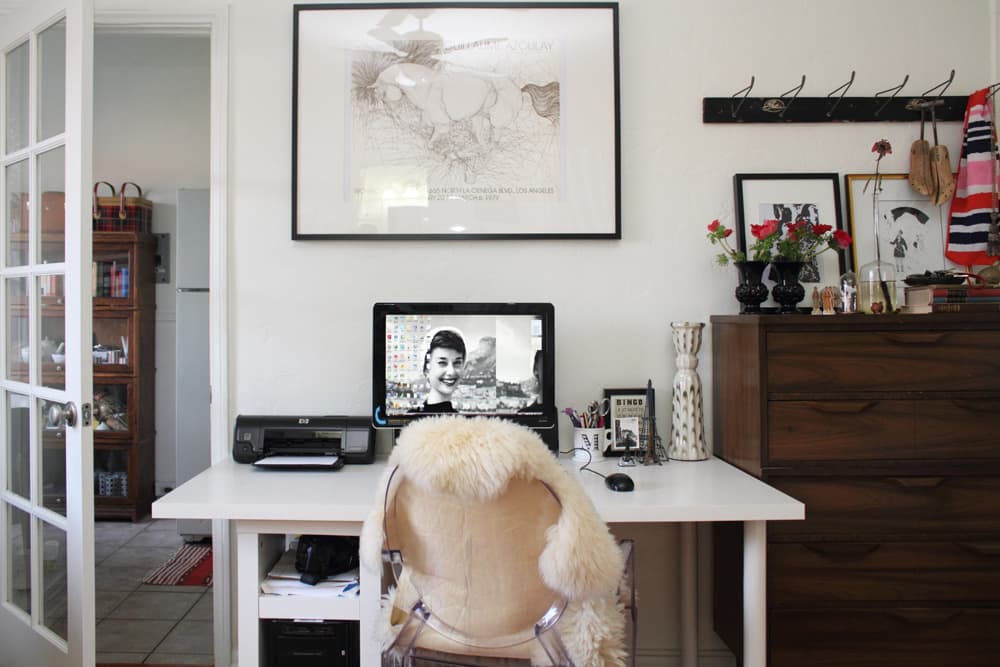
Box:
[349, 31, 562, 205]
[610, 396, 646, 451]
[758, 202, 823, 283]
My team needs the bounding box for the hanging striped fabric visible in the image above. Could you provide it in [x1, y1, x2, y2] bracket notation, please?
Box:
[945, 88, 999, 265]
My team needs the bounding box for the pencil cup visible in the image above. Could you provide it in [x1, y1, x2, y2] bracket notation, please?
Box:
[573, 427, 603, 460]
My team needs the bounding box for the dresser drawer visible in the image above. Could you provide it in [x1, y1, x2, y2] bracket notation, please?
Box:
[767, 399, 1000, 462]
[769, 541, 1000, 604]
[768, 476, 1000, 539]
[769, 607, 1000, 667]
[766, 330, 1000, 393]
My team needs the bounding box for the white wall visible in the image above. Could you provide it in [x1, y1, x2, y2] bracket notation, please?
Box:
[225, 0, 996, 663]
[93, 32, 210, 495]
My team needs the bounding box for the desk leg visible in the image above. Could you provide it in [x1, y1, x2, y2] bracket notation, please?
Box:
[680, 522, 697, 667]
[237, 530, 261, 667]
[743, 520, 766, 667]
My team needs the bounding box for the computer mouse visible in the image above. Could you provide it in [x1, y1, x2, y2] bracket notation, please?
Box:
[604, 472, 635, 492]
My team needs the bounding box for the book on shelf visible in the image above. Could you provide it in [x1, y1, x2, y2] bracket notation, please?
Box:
[904, 284, 1000, 306]
[901, 301, 1000, 314]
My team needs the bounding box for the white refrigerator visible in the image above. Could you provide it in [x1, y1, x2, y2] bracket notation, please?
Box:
[175, 188, 211, 539]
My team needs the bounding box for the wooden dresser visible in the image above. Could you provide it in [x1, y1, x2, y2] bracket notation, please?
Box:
[710, 313, 1000, 667]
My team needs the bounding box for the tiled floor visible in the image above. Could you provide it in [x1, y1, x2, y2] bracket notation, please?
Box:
[95, 518, 213, 666]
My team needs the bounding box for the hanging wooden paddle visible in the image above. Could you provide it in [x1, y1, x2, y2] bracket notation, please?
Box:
[930, 105, 956, 205]
[909, 108, 934, 196]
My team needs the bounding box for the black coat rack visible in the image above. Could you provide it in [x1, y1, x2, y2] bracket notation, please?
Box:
[703, 71, 968, 123]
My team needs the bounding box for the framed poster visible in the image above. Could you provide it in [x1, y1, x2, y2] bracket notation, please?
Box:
[602, 387, 653, 456]
[733, 173, 851, 287]
[292, 2, 621, 240]
[844, 173, 951, 278]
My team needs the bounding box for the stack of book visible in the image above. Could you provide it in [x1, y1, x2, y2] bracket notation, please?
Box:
[902, 284, 1000, 313]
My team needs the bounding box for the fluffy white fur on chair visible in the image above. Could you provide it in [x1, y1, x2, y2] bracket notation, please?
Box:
[360, 415, 627, 666]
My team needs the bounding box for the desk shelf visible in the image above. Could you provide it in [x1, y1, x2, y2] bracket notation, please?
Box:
[258, 594, 360, 621]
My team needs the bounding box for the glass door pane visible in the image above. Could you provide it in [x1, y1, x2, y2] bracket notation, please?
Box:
[37, 146, 66, 264]
[37, 19, 67, 141]
[4, 40, 29, 152]
[4, 159, 29, 266]
[5, 277, 29, 381]
[5, 504, 32, 615]
[6, 393, 30, 500]
[41, 398, 66, 516]
[40, 276, 66, 391]
[41, 520, 67, 640]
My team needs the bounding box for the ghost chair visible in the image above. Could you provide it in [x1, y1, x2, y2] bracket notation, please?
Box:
[360, 416, 633, 666]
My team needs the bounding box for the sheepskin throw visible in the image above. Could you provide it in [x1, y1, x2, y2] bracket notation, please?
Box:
[360, 416, 627, 666]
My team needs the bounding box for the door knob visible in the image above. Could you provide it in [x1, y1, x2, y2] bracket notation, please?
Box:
[48, 401, 78, 428]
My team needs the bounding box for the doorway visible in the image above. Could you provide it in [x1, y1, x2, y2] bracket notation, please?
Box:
[92, 28, 213, 665]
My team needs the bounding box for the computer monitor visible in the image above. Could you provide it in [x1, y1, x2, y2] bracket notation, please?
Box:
[372, 302, 557, 449]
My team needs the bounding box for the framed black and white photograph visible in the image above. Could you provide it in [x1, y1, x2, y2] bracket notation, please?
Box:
[602, 387, 653, 456]
[845, 173, 951, 278]
[733, 173, 851, 285]
[292, 2, 620, 240]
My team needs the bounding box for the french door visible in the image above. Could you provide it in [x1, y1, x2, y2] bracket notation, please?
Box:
[0, 1, 95, 665]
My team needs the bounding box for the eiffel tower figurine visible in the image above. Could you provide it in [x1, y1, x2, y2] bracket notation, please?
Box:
[640, 379, 665, 465]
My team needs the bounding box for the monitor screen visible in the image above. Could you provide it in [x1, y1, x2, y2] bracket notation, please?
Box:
[372, 302, 556, 433]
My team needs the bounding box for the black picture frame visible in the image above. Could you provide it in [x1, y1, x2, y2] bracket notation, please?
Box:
[292, 2, 621, 240]
[602, 387, 653, 456]
[733, 173, 851, 286]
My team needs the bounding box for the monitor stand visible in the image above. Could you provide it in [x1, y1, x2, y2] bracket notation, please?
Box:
[535, 425, 558, 454]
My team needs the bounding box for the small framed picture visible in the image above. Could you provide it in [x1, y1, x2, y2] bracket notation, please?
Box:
[602, 388, 654, 456]
[733, 173, 851, 289]
[844, 173, 954, 278]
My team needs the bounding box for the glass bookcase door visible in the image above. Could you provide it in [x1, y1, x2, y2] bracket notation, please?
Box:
[92, 242, 132, 305]
[93, 380, 130, 436]
[94, 449, 129, 500]
[93, 313, 131, 373]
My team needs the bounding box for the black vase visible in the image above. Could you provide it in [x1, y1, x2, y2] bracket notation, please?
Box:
[734, 261, 769, 314]
[771, 260, 806, 313]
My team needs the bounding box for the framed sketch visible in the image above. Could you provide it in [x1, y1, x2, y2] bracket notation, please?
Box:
[844, 173, 951, 278]
[602, 388, 653, 456]
[733, 173, 851, 287]
[292, 2, 621, 240]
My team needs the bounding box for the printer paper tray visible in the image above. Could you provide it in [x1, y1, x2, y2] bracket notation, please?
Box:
[252, 455, 344, 470]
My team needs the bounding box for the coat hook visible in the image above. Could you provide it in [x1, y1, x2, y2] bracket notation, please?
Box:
[761, 75, 804, 117]
[730, 75, 755, 118]
[922, 69, 955, 98]
[986, 82, 1000, 101]
[874, 74, 909, 116]
[826, 70, 855, 118]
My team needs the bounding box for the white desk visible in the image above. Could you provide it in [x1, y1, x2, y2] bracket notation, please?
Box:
[153, 455, 803, 667]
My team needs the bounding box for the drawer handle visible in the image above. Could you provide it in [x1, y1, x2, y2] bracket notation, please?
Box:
[890, 609, 961, 625]
[957, 542, 1000, 557]
[882, 332, 949, 344]
[887, 477, 945, 488]
[807, 401, 878, 415]
[803, 543, 880, 559]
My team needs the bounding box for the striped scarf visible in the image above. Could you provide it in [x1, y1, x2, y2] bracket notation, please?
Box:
[945, 88, 999, 265]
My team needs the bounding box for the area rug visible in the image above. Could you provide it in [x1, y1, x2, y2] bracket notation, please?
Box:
[143, 543, 213, 586]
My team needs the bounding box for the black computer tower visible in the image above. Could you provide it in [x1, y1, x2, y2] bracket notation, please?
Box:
[262, 619, 359, 667]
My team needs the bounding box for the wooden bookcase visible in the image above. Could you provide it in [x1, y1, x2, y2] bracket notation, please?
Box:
[710, 313, 1000, 666]
[91, 231, 156, 520]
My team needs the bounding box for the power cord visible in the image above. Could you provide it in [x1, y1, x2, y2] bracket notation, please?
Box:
[559, 447, 607, 480]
